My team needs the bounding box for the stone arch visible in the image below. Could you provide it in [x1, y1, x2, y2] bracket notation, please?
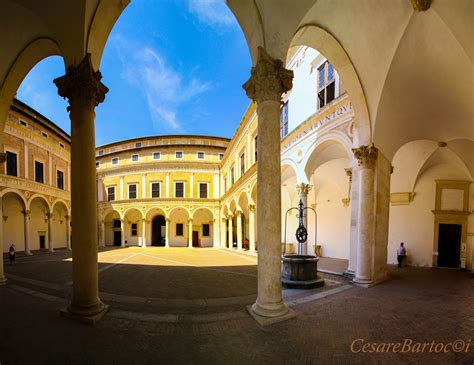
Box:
[103, 209, 122, 246]
[52, 200, 68, 249]
[123, 207, 143, 246]
[1, 190, 26, 253]
[168, 207, 190, 247]
[192, 208, 215, 247]
[290, 25, 371, 146]
[0, 188, 27, 207]
[146, 207, 168, 221]
[52, 199, 70, 215]
[28, 194, 51, 251]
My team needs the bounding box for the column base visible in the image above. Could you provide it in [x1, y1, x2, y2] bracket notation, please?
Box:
[343, 269, 356, 279]
[247, 303, 296, 326]
[0, 276, 7, 286]
[60, 300, 109, 325]
[353, 273, 389, 288]
[25, 251, 33, 256]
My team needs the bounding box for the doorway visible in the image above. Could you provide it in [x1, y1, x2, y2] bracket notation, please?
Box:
[437, 224, 462, 268]
[152, 215, 166, 246]
[192, 231, 199, 247]
[39, 234, 45, 249]
[113, 231, 122, 246]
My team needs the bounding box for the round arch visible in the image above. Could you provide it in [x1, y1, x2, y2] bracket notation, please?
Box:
[1, 190, 27, 253]
[0, 188, 27, 207]
[27, 194, 51, 213]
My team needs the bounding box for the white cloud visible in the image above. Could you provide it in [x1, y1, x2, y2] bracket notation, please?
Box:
[114, 36, 211, 131]
[188, 0, 235, 28]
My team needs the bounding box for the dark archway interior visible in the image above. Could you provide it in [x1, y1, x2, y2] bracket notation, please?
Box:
[152, 215, 166, 246]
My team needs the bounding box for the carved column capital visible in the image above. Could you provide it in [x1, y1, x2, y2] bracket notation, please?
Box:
[248, 204, 255, 212]
[22, 209, 31, 217]
[296, 183, 312, 197]
[54, 54, 108, 108]
[411, 0, 431, 11]
[243, 47, 293, 104]
[353, 143, 378, 168]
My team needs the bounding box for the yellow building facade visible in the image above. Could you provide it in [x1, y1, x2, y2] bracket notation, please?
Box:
[1, 99, 71, 253]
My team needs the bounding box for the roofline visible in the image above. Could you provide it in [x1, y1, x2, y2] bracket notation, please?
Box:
[12, 98, 70, 143]
[96, 134, 231, 150]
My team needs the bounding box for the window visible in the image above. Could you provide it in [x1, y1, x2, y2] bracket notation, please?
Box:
[176, 223, 184, 236]
[96, 161, 100, 169]
[128, 184, 137, 199]
[19, 120, 27, 127]
[135, 142, 142, 148]
[197, 151, 205, 160]
[41, 131, 48, 138]
[98, 150, 104, 156]
[199, 183, 208, 199]
[153, 152, 161, 160]
[5, 151, 17, 176]
[240, 153, 245, 177]
[112, 157, 119, 165]
[175, 182, 184, 198]
[175, 151, 183, 159]
[35, 161, 44, 183]
[280, 101, 289, 139]
[151, 182, 161, 198]
[113, 219, 121, 228]
[230, 167, 235, 185]
[59, 143, 65, 149]
[107, 186, 115, 201]
[202, 224, 210, 237]
[57, 170, 64, 190]
[254, 136, 258, 162]
[131, 223, 138, 236]
[317, 61, 336, 109]
[131, 154, 139, 162]
[219, 153, 224, 161]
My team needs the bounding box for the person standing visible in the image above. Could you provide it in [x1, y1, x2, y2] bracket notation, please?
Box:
[8, 244, 15, 264]
[397, 242, 406, 267]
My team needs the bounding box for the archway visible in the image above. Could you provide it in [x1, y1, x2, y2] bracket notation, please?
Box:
[52, 201, 69, 249]
[192, 208, 214, 247]
[103, 210, 121, 247]
[1, 191, 26, 253]
[28, 196, 50, 251]
[168, 207, 190, 247]
[151, 215, 166, 247]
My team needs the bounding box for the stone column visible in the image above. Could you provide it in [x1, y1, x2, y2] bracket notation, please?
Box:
[165, 218, 170, 248]
[353, 144, 377, 285]
[296, 183, 312, 255]
[141, 218, 146, 247]
[243, 46, 294, 321]
[54, 54, 108, 322]
[228, 215, 233, 249]
[248, 204, 256, 252]
[188, 218, 193, 248]
[46, 212, 54, 252]
[236, 210, 243, 251]
[212, 218, 219, 247]
[99, 219, 105, 248]
[120, 219, 126, 247]
[66, 215, 71, 250]
[221, 217, 227, 248]
[0, 197, 6, 285]
[22, 210, 32, 255]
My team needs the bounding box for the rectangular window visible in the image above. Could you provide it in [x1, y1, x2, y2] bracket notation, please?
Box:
[199, 183, 208, 199]
[131, 223, 138, 236]
[96, 161, 100, 169]
[175, 151, 183, 159]
[280, 101, 289, 139]
[35, 161, 44, 183]
[59, 143, 65, 149]
[41, 131, 48, 138]
[107, 186, 116, 201]
[112, 157, 119, 165]
[131, 154, 139, 162]
[153, 152, 161, 160]
[113, 219, 121, 228]
[230, 167, 235, 185]
[98, 150, 104, 156]
[197, 151, 205, 160]
[240, 153, 245, 177]
[219, 153, 224, 161]
[254, 136, 258, 162]
[57, 170, 64, 190]
[317, 61, 336, 109]
[128, 184, 137, 199]
[151, 182, 161, 198]
[202, 224, 210, 237]
[175, 182, 184, 198]
[135, 142, 142, 148]
[5, 151, 18, 177]
[176, 223, 184, 236]
[19, 120, 27, 127]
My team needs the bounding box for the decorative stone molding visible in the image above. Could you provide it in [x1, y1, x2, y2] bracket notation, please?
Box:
[248, 204, 255, 212]
[353, 143, 378, 168]
[341, 198, 350, 207]
[0, 152, 6, 164]
[411, 0, 431, 11]
[54, 54, 108, 107]
[295, 182, 312, 197]
[243, 46, 294, 104]
[22, 209, 31, 217]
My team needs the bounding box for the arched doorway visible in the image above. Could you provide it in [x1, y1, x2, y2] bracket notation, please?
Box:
[152, 215, 166, 246]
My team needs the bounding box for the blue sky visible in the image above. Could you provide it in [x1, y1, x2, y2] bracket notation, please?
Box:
[16, 0, 251, 146]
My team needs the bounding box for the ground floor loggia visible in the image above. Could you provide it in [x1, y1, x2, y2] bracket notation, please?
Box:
[1, 247, 472, 363]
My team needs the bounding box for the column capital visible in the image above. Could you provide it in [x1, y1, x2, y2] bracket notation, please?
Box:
[243, 47, 293, 104]
[352, 143, 378, 168]
[295, 183, 312, 197]
[54, 54, 108, 108]
[165, 218, 170, 222]
[411, 0, 431, 11]
[46, 212, 52, 219]
[248, 204, 256, 212]
[188, 218, 193, 223]
[228, 214, 234, 219]
[235, 210, 242, 216]
[22, 209, 31, 217]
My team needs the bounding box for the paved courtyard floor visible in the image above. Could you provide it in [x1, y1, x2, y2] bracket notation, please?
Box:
[0, 247, 472, 364]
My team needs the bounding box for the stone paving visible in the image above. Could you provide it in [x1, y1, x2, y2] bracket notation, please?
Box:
[0, 248, 473, 364]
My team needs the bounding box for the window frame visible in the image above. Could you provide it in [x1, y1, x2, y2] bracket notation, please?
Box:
[176, 223, 184, 236]
[174, 181, 185, 198]
[34, 160, 45, 184]
[56, 169, 64, 190]
[107, 186, 116, 201]
[153, 151, 161, 160]
[150, 181, 161, 198]
[131, 154, 139, 163]
[96, 161, 100, 169]
[198, 182, 209, 199]
[175, 151, 183, 160]
[218, 153, 224, 161]
[128, 183, 138, 200]
[5, 150, 18, 177]
[135, 142, 142, 148]
[131, 223, 138, 236]
[111, 157, 119, 166]
[196, 151, 205, 160]
[202, 224, 210, 237]
[240, 152, 245, 177]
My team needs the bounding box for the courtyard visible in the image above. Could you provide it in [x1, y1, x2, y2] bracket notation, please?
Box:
[1, 248, 473, 364]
